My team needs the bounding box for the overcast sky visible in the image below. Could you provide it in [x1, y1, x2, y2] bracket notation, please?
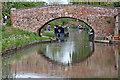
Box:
[29, 0, 69, 4]
[25, 0, 119, 4]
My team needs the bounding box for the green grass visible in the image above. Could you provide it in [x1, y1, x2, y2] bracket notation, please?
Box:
[42, 31, 55, 37]
[0, 24, 2, 54]
[1, 26, 50, 52]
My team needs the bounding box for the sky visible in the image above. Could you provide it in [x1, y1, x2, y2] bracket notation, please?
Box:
[27, 0, 69, 4]
[26, 0, 120, 4]
[48, 0, 69, 4]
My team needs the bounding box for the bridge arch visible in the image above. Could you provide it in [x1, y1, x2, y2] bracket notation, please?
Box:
[38, 17, 94, 36]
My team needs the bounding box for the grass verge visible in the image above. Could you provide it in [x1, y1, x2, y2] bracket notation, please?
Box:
[1, 26, 50, 52]
[42, 31, 55, 37]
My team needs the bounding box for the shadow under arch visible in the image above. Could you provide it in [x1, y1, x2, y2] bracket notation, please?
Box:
[38, 17, 95, 37]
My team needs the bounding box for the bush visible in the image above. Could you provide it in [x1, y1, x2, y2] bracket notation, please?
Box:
[114, 2, 120, 7]
[106, 18, 111, 24]
[6, 18, 11, 26]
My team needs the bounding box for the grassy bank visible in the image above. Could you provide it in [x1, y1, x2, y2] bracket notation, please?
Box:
[42, 31, 55, 37]
[1, 26, 50, 52]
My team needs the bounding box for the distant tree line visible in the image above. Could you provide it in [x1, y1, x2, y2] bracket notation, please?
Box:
[70, 2, 120, 7]
[2, 2, 47, 26]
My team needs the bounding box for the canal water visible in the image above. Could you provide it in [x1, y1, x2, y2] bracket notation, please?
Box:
[2, 29, 118, 78]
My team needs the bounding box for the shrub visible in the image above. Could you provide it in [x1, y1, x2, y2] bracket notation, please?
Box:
[6, 18, 11, 26]
[106, 18, 111, 24]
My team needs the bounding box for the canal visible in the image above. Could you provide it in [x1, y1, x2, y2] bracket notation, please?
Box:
[2, 29, 118, 78]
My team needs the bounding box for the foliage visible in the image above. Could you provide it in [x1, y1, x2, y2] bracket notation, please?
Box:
[0, 9, 1, 20]
[6, 18, 11, 26]
[70, 2, 120, 7]
[114, 2, 120, 7]
[48, 18, 70, 29]
[0, 37, 1, 53]
[11, 2, 47, 9]
[106, 18, 111, 24]
[42, 31, 55, 37]
[2, 2, 47, 26]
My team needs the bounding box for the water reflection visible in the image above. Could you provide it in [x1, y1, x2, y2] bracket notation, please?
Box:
[2, 29, 118, 78]
[7, 43, 117, 78]
[37, 29, 94, 64]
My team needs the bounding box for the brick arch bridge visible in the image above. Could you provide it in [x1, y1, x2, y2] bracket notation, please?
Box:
[10, 4, 119, 38]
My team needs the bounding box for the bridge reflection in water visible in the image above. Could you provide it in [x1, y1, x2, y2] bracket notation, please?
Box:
[2, 29, 118, 78]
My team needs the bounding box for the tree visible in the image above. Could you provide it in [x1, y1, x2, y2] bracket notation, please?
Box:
[2, 2, 47, 26]
[69, 1, 117, 7]
[114, 2, 120, 7]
